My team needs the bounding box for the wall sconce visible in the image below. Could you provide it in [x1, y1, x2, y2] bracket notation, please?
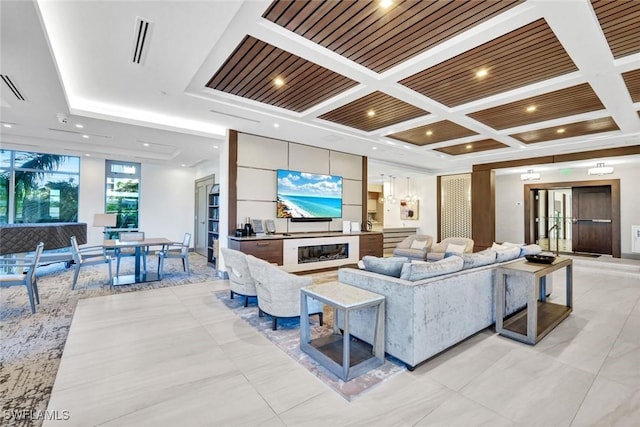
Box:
[588, 162, 614, 175]
[520, 169, 540, 181]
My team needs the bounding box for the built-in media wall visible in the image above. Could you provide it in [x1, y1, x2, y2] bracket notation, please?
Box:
[233, 132, 365, 234]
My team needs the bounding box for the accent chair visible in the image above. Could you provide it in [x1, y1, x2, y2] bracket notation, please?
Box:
[220, 247, 257, 307]
[157, 232, 191, 279]
[0, 242, 44, 313]
[245, 255, 323, 330]
[70, 236, 113, 289]
[392, 234, 433, 260]
[427, 237, 474, 261]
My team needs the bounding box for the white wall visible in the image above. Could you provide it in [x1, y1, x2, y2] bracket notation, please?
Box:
[495, 163, 640, 256]
[79, 159, 197, 246]
[139, 163, 196, 244]
[79, 157, 107, 246]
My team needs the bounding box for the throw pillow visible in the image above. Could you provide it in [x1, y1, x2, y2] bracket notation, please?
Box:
[446, 242, 467, 254]
[410, 239, 427, 250]
[492, 242, 507, 251]
[362, 256, 410, 278]
[460, 249, 497, 270]
[520, 244, 542, 257]
[495, 246, 521, 262]
[502, 242, 524, 248]
[400, 256, 463, 281]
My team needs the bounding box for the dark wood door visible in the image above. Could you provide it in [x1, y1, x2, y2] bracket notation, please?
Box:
[572, 186, 612, 255]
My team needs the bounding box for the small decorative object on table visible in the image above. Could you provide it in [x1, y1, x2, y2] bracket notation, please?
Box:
[525, 253, 556, 264]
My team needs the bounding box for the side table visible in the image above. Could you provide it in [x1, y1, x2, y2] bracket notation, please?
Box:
[496, 256, 573, 344]
[300, 281, 385, 382]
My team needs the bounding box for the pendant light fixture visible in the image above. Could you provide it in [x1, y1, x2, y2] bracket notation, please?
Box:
[378, 174, 386, 203]
[404, 176, 418, 202]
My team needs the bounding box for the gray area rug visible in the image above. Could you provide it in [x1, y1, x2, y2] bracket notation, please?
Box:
[0, 254, 218, 427]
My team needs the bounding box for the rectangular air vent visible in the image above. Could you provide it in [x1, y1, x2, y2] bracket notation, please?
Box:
[1, 75, 26, 101]
[132, 17, 152, 64]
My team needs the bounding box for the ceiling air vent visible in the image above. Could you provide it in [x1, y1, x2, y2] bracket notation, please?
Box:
[132, 17, 152, 65]
[1, 74, 26, 101]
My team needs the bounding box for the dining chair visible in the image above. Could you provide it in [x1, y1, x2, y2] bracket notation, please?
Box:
[0, 242, 44, 313]
[70, 235, 113, 289]
[115, 231, 147, 276]
[157, 233, 191, 279]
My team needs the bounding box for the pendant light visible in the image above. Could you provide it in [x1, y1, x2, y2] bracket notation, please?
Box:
[378, 174, 386, 203]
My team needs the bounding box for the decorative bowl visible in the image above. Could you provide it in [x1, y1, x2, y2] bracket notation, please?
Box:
[525, 254, 556, 264]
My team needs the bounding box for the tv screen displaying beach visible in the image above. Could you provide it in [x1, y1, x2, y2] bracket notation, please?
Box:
[276, 170, 343, 218]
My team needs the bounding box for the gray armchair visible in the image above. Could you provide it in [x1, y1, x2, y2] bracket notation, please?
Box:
[0, 242, 44, 313]
[245, 255, 323, 330]
[220, 247, 257, 307]
[392, 234, 433, 260]
[427, 237, 474, 261]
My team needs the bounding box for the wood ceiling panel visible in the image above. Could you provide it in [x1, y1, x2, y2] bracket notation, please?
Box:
[400, 19, 578, 107]
[318, 91, 429, 132]
[510, 117, 620, 144]
[468, 83, 605, 130]
[622, 68, 640, 103]
[263, 0, 523, 73]
[591, 0, 640, 58]
[434, 139, 508, 156]
[206, 36, 358, 112]
[386, 120, 478, 146]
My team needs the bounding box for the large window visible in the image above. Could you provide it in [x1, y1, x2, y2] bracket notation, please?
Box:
[0, 150, 80, 224]
[105, 160, 140, 231]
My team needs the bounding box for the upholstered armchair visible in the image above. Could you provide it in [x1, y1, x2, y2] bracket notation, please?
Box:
[0, 242, 44, 313]
[427, 237, 474, 261]
[392, 234, 433, 260]
[220, 247, 257, 307]
[245, 255, 323, 330]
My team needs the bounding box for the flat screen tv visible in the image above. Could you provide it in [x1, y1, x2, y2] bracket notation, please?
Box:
[276, 169, 342, 220]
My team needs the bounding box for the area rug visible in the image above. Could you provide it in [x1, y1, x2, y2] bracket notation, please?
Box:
[0, 254, 219, 427]
[214, 287, 406, 401]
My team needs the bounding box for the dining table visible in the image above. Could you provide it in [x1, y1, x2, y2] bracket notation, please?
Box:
[102, 237, 173, 286]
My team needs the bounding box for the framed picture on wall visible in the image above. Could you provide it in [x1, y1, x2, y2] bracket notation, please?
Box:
[400, 200, 419, 220]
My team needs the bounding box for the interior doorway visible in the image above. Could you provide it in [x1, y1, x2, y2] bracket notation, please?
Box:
[194, 175, 214, 257]
[524, 179, 620, 257]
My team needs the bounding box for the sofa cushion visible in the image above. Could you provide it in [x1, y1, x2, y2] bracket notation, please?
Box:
[446, 242, 467, 254]
[460, 249, 497, 270]
[399, 256, 463, 281]
[520, 244, 542, 257]
[362, 256, 409, 278]
[495, 246, 521, 262]
[410, 239, 428, 250]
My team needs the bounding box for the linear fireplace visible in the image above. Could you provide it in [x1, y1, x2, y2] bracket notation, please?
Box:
[298, 243, 348, 264]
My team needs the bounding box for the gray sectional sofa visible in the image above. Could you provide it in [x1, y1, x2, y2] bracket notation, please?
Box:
[337, 247, 547, 370]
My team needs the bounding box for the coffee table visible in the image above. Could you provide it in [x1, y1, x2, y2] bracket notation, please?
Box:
[300, 281, 385, 381]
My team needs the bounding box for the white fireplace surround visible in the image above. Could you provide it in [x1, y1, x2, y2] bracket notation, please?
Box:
[283, 236, 360, 272]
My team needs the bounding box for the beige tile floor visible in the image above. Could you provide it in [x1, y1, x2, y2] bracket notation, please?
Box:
[44, 259, 640, 426]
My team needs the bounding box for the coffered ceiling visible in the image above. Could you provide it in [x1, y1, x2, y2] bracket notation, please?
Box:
[2, 0, 640, 173]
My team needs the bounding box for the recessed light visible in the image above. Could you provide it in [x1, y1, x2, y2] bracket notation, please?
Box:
[143, 143, 149, 147]
[3, 123, 12, 128]
[213, 145, 219, 149]
[274, 123, 279, 128]
[379, 0, 393, 9]
[425, 130, 433, 136]
[476, 69, 488, 78]
[557, 128, 565, 133]
[75, 124, 83, 129]
[372, 147, 378, 150]
[439, 154, 445, 158]
[84, 153, 91, 157]
[274, 77, 284, 87]
[181, 164, 186, 167]
[466, 144, 473, 149]
[526, 105, 537, 113]
[82, 134, 89, 139]
[367, 110, 375, 117]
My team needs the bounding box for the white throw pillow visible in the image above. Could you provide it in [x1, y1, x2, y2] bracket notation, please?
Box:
[446, 243, 467, 254]
[410, 239, 427, 250]
[492, 242, 507, 251]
